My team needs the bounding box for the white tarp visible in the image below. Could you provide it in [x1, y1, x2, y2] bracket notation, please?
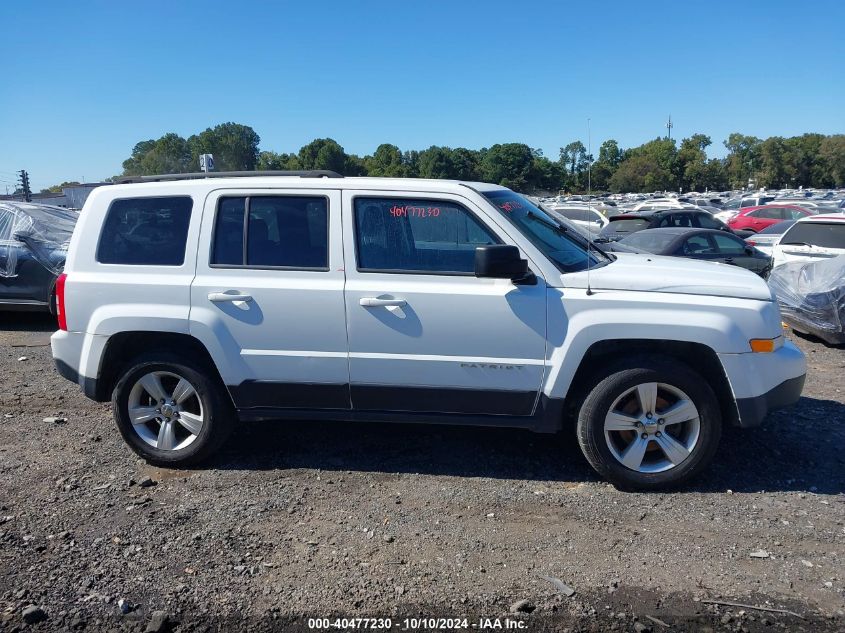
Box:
[768, 255, 845, 344]
[0, 202, 78, 278]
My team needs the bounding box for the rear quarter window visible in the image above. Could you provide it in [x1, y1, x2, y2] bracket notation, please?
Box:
[97, 197, 193, 265]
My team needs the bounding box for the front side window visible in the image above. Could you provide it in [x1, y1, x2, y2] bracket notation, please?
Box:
[682, 235, 714, 255]
[483, 190, 607, 273]
[97, 197, 192, 265]
[354, 197, 499, 273]
[211, 196, 329, 269]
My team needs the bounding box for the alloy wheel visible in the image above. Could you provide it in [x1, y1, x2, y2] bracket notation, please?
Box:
[603, 382, 700, 473]
[127, 371, 204, 451]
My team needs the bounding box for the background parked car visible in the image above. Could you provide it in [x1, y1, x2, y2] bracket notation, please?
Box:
[744, 220, 797, 256]
[597, 209, 731, 242]
[727, 205, 813, 232]
[0, 202, 77, 313]
[546, 206, 609, 231]
[614, 227, 772, 277]
[771, 214, 845, 268]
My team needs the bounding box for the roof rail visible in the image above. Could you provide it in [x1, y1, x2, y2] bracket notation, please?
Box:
[113, 170, 344, 184]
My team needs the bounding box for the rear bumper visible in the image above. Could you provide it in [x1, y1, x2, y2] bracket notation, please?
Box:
[54, 357, 99, 400]
[51, 330, 106, 401]
[734, 374, 806, 428]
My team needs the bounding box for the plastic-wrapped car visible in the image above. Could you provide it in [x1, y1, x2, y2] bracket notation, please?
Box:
[768, 254, 845, 345]
[0, 202, 78, 313]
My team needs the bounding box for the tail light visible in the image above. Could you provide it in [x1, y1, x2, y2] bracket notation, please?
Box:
[746, 240, 757, 246]
[56, 273, 68, 331]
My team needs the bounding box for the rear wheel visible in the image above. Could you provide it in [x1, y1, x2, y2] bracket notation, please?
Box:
[112, 354, 234, 466]
[576, 356, 722, 490]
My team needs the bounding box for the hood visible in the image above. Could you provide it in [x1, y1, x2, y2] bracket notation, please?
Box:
[563, 253, 773, 301]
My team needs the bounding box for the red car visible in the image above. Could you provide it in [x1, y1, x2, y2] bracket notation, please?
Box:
[727, 205, 812, 232]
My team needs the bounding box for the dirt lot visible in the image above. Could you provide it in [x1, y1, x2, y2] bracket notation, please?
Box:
[0, 313, 843, 632]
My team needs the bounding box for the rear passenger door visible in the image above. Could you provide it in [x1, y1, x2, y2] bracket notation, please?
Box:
[190, 189, 350, 411]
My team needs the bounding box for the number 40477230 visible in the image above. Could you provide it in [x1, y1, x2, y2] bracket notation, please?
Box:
[390, 205, 441, 218]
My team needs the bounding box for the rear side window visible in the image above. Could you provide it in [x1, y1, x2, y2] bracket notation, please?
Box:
[97, 197, 192, 265]
[211, 196, 329, 269]
[354, 197, 499, 274]
[781, 222, 845, 249]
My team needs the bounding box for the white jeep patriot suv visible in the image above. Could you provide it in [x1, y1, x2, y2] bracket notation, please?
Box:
[51, 171, 806, 489]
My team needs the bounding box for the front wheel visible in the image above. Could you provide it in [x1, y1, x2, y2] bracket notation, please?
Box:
[576, 357, 722, 490]
[112, 354, 234, 466]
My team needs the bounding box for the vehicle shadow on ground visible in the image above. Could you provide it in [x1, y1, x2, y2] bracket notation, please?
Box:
[0, 312, 56, 333]
[213, 396, 845, 495]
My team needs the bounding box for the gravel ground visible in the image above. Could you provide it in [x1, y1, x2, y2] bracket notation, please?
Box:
[0, 313, 843, 632]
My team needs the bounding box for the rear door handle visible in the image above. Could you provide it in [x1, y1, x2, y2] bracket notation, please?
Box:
[360, 297, 407, 308]
[209, 292, 253, 303]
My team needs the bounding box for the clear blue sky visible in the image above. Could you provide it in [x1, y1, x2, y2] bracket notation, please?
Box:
[1, 0, 843, 191]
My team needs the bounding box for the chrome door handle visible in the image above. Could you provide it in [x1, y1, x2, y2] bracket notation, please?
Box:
[360, 297, 407, 308]
[208, 292, 253, 303]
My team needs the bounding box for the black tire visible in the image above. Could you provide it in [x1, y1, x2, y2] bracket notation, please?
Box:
[112, 353, 235, 467]
[576, 355, 722, 490]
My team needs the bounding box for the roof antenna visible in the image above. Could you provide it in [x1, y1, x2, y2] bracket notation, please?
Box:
[585, 117, 594, 296]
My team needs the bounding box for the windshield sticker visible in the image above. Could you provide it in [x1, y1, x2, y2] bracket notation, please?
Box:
[497, 200, 523, 213]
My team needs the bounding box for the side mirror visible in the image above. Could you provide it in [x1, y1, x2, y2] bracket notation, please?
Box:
[744, 245, 754, 255]
[474, 245, 535, 284]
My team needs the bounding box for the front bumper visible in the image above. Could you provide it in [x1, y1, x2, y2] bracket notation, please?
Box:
[735, 374, 806, 427]
[718, 341, 807, 427]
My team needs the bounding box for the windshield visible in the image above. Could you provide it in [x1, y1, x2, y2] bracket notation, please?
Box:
[482, 190, 608, 273]
[781, 222, 845, 249]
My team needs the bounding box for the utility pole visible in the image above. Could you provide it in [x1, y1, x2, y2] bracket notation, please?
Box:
[666, 115, 673, 141]
[18, 170, 32, 202]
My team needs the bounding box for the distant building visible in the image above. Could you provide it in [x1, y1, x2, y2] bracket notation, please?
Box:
[0, 182, 107, 209]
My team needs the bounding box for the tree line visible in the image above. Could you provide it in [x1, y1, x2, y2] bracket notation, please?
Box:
[116, 122, 845, 194]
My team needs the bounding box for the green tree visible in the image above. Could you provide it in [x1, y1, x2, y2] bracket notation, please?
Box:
[187, 122, 260, 171]
[559, 141, 591, 189]
[450, 148, 482, 181]
[256, 150, 299, 170]
[122, 133, 192, 176]
[758, 136, 791, 188]
[591, 139, 623, 190]
[609, 155, 671, 193]
[819, 134, 845, 187]
[481, 143, 535, 191]
[297, 138, 348, 173]
[417, 146, 457, 179]
[365, 144, 405, 177]
[723, 133, 762, 188]
[677, 134, 712, 191]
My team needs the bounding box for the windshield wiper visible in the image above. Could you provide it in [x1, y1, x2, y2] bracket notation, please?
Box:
[527, 209, 567, 232]
[781, 241, 813, 247]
